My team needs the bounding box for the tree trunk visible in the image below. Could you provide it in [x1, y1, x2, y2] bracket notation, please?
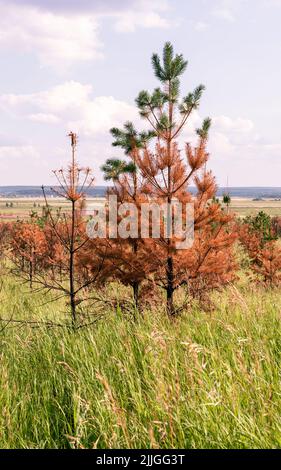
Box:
[165, 78, 175, 316]
[29, 248, 34, 289]
[132, 169, 141, 313]
[166, 255, 175, 315]
[133, 281, 139, 309]
[29, 260, 33, 289]
[69, 199, 76, 328]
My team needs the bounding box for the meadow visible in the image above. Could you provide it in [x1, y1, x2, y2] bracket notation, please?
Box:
[0, 267, 281, 449]
[0, 194, 281, 449]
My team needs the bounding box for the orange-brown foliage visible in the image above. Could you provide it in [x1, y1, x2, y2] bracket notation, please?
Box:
[238, 222, 281, 286]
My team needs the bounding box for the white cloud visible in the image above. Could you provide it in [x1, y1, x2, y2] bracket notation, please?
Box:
[111, 0, 172, 32]
[0, 143, 50, 185]
[212, 116, 254, 133]
[261, 0, 281, 6]
[0, 144, 39, 160]
[0, 81, 92, 115]
[212, 0, 248, 23]
[212, 8, 235, 22]
[180, 113, 255, 148]
[0, 80, 139, 137]
[0, 1, 173, 70]
[194, 21, 209, 32]
[0, 4, 103, 70]
[209, 131, 235, 158]
[68, 96, 138, 136]
[175, 111, 281, 185]
[209, 115, 256, 157]
[2, 81, 280, 186]
[28, 113, 61, 124]
[0, 85, 202, 183]
[114, 11, 170, 32]
[0, 80, 144, 183]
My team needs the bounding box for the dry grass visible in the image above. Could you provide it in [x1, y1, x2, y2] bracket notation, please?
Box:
[230, 198, 281, 217]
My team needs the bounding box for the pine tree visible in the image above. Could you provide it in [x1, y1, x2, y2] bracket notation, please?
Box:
[12, 133, 104, 328]
[222, 193, 231, 213]
[98, 122, 155, 310]
[133, 42, 237, 314]
[11, 219, 47, 288]
[238, 216, 281, 286]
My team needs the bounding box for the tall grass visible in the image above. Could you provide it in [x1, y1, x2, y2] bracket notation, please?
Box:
[0, 276, 281, 449]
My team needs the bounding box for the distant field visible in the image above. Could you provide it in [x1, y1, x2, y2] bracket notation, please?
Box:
[0, 197, 105, 221]
[231, 198, 281, 217]
[1, 197, 281, 221]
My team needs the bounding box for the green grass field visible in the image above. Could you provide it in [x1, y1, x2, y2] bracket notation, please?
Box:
[0, 271, 281, 449]
[0, 197, 281, 449]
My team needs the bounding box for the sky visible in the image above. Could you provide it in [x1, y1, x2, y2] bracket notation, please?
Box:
[0, 0, 280, 187]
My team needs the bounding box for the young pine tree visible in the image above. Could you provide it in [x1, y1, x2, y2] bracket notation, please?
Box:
[14, 133, 104, 328]
[99, 123, 155, 309]
[11, 218, 47, 289]
[133, 42, 237, 315]
[238, 215, 281, 286]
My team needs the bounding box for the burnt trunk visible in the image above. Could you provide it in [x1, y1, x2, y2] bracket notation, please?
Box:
[69, 199, 76, 329]
[29, 260, 33, 289]
[29, 247, 34, 289]
[166, 255, 175, 316]
[133, 281, 139, 309]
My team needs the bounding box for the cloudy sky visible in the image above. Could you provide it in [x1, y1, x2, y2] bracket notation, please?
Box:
[0, 0, 280, 186]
